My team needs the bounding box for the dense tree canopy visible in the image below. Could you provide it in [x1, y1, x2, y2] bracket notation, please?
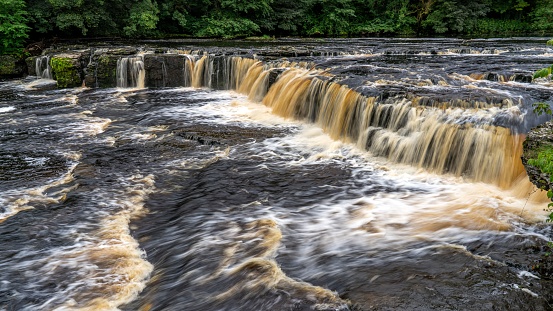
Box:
[1, 0, 552, 54]
[0, 0, 30, 54]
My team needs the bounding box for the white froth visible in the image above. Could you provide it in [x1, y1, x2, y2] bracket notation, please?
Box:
[0, 106, 16, 113]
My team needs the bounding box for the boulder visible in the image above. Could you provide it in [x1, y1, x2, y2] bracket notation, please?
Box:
[144, 54, 186, 88]
[50, 53, 84, 88]
[0, 55, 26, 78]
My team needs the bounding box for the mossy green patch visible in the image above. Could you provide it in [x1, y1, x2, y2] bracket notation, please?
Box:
[96, 55, 118, 88]
[528, 144, 553, 181]
[0, 55, 17, 75]
[50, 57, 81, 88]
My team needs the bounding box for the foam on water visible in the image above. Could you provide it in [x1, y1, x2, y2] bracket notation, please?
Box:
[0, 154, 79, 223]
[3, 174, 155, 311]
[0, 106, 16, 113]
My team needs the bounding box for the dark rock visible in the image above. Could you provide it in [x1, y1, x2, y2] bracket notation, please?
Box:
[268, 68, 285, 88]
[50, 53, 86, 88]
[144, 54, 186, 88]
[25, 79, 58, 91]
[25, 56, 38, 76]
[0, 55, 26, 78]
[24, 38, 59, 56]
[87, 54, 119, 88]
[512, 73, 533, 83]
[484, 72, 500, 81]
[211, 55, 229, 90]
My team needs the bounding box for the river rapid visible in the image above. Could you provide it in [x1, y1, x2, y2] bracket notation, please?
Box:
[1, 38, 553, 310]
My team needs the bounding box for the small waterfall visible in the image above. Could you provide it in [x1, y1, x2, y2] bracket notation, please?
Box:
[226, 57, 259, 90]
[116, 55, 145, 88]
[183, 55, 195, 87]
[161, 61, 167, 87]
[35, 56, 53, 79]
[191, 55, 214, 88]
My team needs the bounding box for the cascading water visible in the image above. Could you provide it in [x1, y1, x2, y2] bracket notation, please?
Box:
[35, 55, 53, 79]
[117, 54, 146, 88]
[110, 52, 532, 189]
[262, 69, 522, 187]
[183, 55, 195, 87]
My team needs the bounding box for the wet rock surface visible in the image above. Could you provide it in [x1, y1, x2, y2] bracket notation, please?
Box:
[144, 54, 186, 87]
[522, 120, 553, 288]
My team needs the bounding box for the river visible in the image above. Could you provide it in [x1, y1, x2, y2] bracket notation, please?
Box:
[1, 38, 552, 310]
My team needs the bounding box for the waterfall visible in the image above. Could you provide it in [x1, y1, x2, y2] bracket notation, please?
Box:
[183, 55, 195, 87]
[35, 56, 53, 79]
[191, 55, 214, 88]
[107, 53, 527, 187]
[236, 67, 524, 188]
[116, 55, 145, 88]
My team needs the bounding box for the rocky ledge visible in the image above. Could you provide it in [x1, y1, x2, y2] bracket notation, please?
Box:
[522, 120, 553, 193]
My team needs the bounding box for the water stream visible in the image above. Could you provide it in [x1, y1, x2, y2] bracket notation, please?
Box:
[1, 38, 553, 310]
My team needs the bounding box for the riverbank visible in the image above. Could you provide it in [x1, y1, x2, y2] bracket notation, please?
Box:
[523, 120, 553, 202]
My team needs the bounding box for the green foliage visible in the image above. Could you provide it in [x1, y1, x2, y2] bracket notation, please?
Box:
[533, 65, 553, 79]
[421, 0, 491, 34]
[14, 0, 553, 40]
[527, 145, 553, 222]
[548, 39, 553, 46]
[50, 57, 81, 88]
[533, 102, 553, 116]
[266, 0, 310, 34]
[548, 208, 553, 222]
[0, 0, 29, 55]
[123, 0, 160, 37]
[528, 146, 553, 179]
[196, 12, 260, 38]
[49, 0, 112, 36]
[304, 0, 356, 36]
[472, 18, 530, 35]
[531, 0, 553, 33]
[545, 241, 553, 255]
[221, 0, 273, 16]
[352, 0, 415, 35]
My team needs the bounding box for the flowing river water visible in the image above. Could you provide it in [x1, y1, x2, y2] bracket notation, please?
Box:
[1, 38, 553, 310]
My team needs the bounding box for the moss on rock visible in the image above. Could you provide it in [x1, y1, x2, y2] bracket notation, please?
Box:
[522, 120, 553, 223]
[0, 56, 16, 75]
[50, 57, 81, 88]
[0, 55, 26, 77]
[523, 121, 553, 190]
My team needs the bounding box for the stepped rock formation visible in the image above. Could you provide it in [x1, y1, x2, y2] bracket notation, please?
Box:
[17, 40, 553, 192]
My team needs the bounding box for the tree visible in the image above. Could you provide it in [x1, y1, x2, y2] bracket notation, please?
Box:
[195, 11, 261, 38]
[0, 0, 29, 54]
[352, 0, 415, 35]
[46, 0, 115, 36]
[532, 0, 553, 33]
[421, 0, 491, 34]
[265, 0, 310, 35]
[303, 0, 356, 36]
[157, 0, 192, 34]
[123, 0, 160, 37]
